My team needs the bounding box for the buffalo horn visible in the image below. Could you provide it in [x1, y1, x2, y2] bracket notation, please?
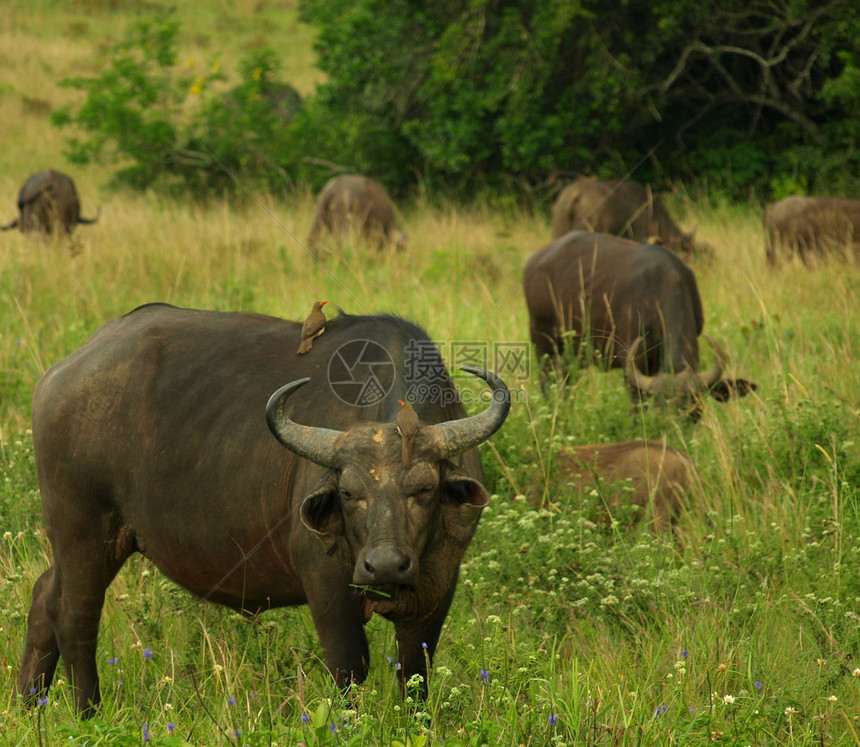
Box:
[266, 378, 343, 468]
[624, 336, 656, 392]
[624, 336, 696, 393]
[692, 334, 726, 390]
[626, 334, 726, 394]
[423, 366, 511, 460]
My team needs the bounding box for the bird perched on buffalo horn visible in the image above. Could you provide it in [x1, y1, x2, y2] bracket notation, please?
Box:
[396, 399, 419, 468]
[297, 300, 328, 355]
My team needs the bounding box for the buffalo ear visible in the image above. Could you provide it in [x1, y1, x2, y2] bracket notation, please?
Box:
[709, 378, 758, 402]
[300, 482, 345, 554]
[439, 461, 491, 543]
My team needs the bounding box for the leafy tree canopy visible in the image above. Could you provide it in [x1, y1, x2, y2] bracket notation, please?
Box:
[52, 2, 860, 200]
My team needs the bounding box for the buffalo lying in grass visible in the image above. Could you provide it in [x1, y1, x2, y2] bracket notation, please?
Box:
[553, 440, 697, 534]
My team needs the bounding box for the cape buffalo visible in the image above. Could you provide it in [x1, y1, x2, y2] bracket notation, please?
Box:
[523, 231, 755, 415]
[1, 169, 98, 234]
[18, 304, 510, 716]
[551, 176, 705, 258]
[308, 174, 407, 252]
[552, 440, 696, 534]
[763, 195, 860, 264]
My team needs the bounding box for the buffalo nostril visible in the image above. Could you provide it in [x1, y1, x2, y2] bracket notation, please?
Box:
[398, 556, 412, 574]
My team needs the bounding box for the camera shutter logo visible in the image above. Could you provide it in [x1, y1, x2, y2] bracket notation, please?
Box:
[327, 339, 396, 406]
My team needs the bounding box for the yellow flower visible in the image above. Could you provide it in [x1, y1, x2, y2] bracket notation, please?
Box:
[190, 76, 204, 95]
[252, 67, 262, 81]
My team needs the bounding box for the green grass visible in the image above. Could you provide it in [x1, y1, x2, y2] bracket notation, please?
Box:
[2, 2, 860, 746]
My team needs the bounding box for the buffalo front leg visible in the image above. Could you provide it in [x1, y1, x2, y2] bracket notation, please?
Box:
[18, 566, 61, 705]
[306, 588, 370, 689]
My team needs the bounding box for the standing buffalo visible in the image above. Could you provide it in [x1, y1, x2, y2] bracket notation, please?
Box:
[308, 174, 407, 252]
[551, 176, 705, 258]
[18, 304, 509, 716]
[1, 169, 98, 234]
[763, 196, 860, 264]
[523, 231, 755, 414]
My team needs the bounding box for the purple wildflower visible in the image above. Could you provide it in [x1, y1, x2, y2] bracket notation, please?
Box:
[681, 649, 688, 658]
[395, 662, 402, 671]
[754, 680, 763, 690]
[228, 696, 236, 706]
[301, 714, 311, 724]
[480, 668, 490, 684]
[422, 642, 428, 650]
[329, 723, 338, 734]
[143, 648, 152, 660]
[549, 714, 558, 726]
[29, 687, 36, 695]
[168, 722, 176, 734]
[654, 705, 668, 717]
[143, 723, 150, 743]
[233, 729, 242, 738]
[108, 656, 118, 666]
[38, 696, 48, 707]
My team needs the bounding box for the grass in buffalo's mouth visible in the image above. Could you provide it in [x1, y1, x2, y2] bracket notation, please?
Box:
[349, 584, 395, 599]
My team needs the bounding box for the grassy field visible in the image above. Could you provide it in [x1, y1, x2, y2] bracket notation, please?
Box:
[2, 2, 860, 746]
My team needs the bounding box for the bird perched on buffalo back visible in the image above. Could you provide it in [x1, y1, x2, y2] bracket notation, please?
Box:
[396, 399, 420, 468]
[297, 300, 328, 355]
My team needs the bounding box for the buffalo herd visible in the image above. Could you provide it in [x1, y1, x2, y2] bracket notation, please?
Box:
[11, 166, 856, 715]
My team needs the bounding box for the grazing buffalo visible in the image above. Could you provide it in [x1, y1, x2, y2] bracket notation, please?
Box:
[308, 174, 407, 252]
[523, 231, 755, 415]
[763, 196, 860, 264]
[552, 440, 696, 534]
[18, 304, 510, 716]
[551, 176, 705, 258]
[1, 169, 98, 234]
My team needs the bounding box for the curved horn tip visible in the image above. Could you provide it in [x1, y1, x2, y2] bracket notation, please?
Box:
[625, 336, 644, 367]
[625, 336, 656, 392]
[459, 366, 511, 405]
[266, 377, 312, 415]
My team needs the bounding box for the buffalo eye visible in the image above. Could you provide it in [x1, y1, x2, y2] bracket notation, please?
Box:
[339, 489, 355, 502]
[410, 484, 437, 506]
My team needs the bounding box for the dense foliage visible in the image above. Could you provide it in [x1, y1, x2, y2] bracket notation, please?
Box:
[300, 0, 860, 197]
[51, 1, 860, 200]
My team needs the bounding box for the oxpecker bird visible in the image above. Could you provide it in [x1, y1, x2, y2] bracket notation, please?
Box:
[297, 300, 328, 355]
[395, 399, 420, 468]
